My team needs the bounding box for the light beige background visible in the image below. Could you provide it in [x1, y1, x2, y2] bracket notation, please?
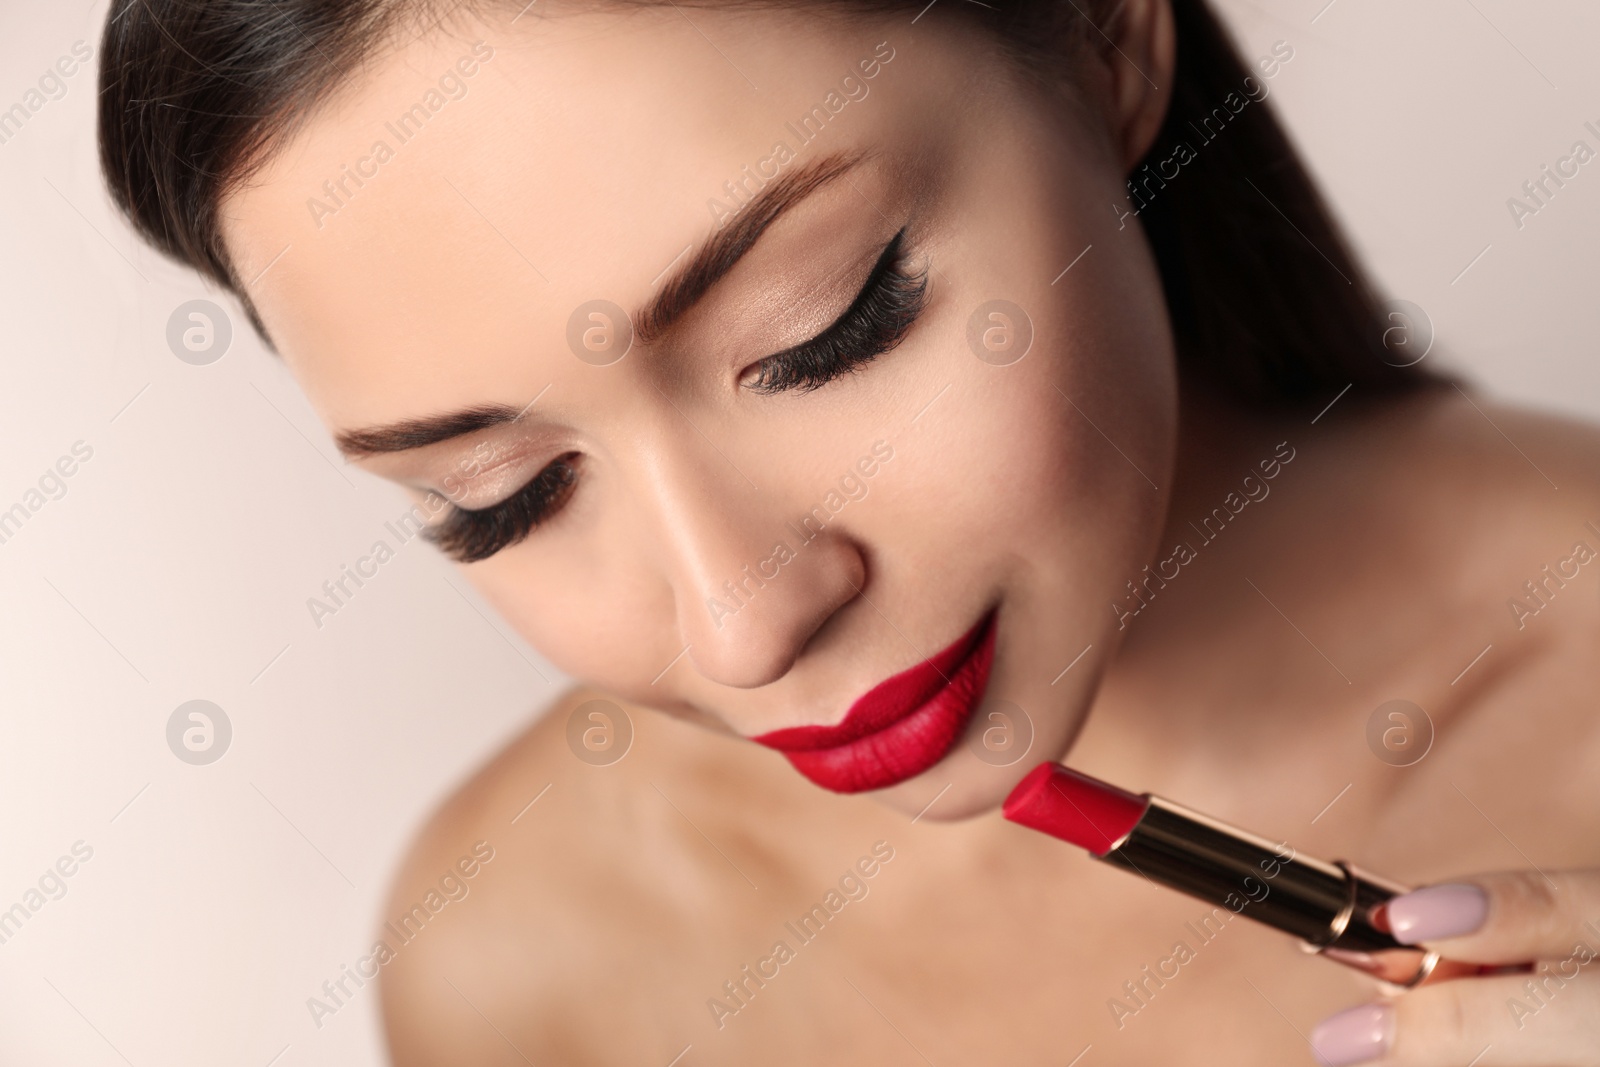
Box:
[0, 1, 1595, 1064]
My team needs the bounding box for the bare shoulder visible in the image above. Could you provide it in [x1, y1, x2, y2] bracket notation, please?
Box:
[1337, 388, 1600, 855]
[1239, 384, 1600, 755]
[373, 686, 822, 1065]
[372, 687, 663, 1064]
[1412, 386, 1600, 506]
[1298, 385, 1600, 626]
[1179, 385, 1600, 873]
[373, 686, 600, 1064]
[1396, 387, 1599, 628]
[1328, 384, 1600, 533]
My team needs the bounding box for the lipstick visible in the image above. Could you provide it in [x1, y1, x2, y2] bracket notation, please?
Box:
[753, 611, 997, 794]
[1004, 762, 1525, 988]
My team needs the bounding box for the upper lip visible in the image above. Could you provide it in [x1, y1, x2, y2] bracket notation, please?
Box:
[752, 611, 996, 755]
[749, 610, 999, 794]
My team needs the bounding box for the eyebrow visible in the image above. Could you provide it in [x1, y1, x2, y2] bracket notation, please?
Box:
[334, 149, 869, 459]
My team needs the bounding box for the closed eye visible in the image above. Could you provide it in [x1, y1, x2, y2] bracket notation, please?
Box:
[423, 229, 927, 564]
[422, 452, 580, 563]
[740, 227, 927, 395]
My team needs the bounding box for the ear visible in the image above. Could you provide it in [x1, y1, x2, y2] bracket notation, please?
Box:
[1096, 0, 1177, 170]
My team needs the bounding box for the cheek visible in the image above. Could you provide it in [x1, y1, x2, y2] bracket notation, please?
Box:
[888, 93, 1178, 570]
[866, 359, 1162, 593]
[891, 263, 1175, 598]
[462, 518, 676, 699]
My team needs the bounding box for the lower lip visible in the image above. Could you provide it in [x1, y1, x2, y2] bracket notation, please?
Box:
[753, 612, 997, 793]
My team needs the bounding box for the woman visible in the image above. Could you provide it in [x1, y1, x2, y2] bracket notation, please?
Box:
[98, 0, 1600, 1064]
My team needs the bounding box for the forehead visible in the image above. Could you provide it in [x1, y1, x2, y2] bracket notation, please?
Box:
[220, 5, 938, 426]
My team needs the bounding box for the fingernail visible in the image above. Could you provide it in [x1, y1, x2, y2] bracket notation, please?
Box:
[1387, 883, 1489, 944]
[1310, 1003, 1394, 1067]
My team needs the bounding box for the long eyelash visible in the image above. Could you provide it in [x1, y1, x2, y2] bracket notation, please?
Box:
[423, 453, 580, 564]
[423, 235, 924, 563]
[744, 230, 928, 395]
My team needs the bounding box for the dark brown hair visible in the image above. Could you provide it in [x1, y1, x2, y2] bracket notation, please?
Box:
[97, 0, 1434, 403]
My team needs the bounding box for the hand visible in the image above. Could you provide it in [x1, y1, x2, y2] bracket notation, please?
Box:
[1309, 870, 1600, 1066]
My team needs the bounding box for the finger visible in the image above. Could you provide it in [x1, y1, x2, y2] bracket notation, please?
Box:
[1385, 870, 1600, 964]
[1309, 973, 1600, 1067]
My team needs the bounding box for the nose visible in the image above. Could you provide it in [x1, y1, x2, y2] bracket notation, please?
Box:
[632, 448, 866, 690]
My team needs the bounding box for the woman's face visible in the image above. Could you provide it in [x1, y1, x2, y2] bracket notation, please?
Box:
[222, 2, 1179, 819]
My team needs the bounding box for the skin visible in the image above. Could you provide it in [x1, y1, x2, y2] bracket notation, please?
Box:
[216, 2, 1600, 1063]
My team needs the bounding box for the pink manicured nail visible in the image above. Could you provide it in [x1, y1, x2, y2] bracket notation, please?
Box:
[1311, 1003, 1394, 1066]
[1387, 883, 1489, 944]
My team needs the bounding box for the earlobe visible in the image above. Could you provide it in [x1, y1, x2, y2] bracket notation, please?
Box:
[1101, 0, 1178, 170]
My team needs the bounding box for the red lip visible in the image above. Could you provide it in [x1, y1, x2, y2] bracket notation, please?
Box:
[752, 611, 997, 793]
